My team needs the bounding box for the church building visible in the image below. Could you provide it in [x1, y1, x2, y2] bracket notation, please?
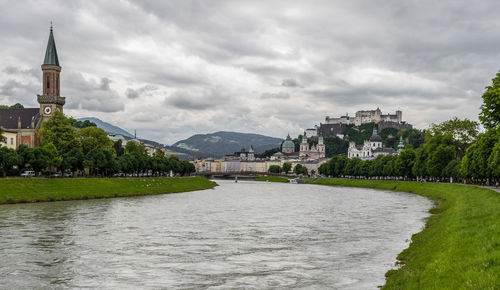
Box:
[0, 25, 65, 149]
[347, 128, 397, 160]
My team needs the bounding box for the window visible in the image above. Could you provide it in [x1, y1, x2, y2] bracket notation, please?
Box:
[10, 138, 13, 145]
[56, 75, 59, 91]
[46, 75, 50, 89]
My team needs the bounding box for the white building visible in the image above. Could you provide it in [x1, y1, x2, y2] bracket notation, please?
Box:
[324, 108, 403, 126]
[348, 128, 397, 160]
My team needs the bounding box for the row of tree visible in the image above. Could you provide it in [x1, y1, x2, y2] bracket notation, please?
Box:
[268, 162, 308, 175]
[0, 111, 195, 177]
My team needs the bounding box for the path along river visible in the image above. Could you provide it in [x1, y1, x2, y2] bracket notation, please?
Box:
[0, 180, 432, 289]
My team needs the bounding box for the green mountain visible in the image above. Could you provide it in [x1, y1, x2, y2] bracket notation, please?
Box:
[77, 117, 134, 138]
[172, 131, 283, 158]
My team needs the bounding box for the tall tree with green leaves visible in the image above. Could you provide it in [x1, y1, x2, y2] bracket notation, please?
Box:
[38, 111, 81, 155]
[0, 120, 4, 144]
[479, 71, 500, 129]
[0, 146, 21, 177]
[429, 117, 479, 159]
[282, 162, 292, 174]
[77, 126, 114, 155]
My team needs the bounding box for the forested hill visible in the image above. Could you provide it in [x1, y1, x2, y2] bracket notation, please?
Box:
[77, 117, 134, 138]
[172, 131, 283, 158]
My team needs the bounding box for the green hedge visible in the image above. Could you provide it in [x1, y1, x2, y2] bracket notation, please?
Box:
[0, 176, 216, 204]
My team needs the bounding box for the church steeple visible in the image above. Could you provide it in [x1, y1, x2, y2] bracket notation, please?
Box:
[43, 24, 59, 66]
[38, 24, 65, 120]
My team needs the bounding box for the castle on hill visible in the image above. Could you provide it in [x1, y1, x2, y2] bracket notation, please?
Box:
[305, 107, 412, 139]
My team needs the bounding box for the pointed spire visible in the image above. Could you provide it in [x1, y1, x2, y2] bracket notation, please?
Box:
[43, 24, 59, 66]
[398, 136, 405, 151]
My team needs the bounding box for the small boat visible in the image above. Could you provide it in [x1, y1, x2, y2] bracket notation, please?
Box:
[288, 178, 298, 184]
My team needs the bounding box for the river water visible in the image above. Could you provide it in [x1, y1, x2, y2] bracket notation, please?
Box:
[0, 180, 431, 289]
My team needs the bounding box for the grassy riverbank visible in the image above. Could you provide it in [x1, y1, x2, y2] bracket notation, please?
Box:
[310, 178, 500, 289]
[254, 176, 289, 183]
[0, 176, 216, 205]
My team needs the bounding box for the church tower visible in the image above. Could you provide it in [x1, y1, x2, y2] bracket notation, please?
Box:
[299, 132, 309, 156]
[317, 134, 326, 158]
[37, 24, 65, 121]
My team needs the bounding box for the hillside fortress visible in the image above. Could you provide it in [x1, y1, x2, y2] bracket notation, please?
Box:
[325, 107, 402, 126]
[0, 26, 65, 149]
[306, 107, 412, 139]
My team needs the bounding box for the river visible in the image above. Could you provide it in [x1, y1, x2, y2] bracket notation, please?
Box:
[0, 180, 432, 289]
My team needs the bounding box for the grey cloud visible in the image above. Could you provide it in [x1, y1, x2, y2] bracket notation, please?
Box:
[166, 89, 229, 111]
[126, 88, 139, 99]
[260, 92, 290, 99]
[281, 79, 300, 87]
[126, 85, 158, 99]
[64, 73, 124, 113]
[3, 67, 39, 79]
[1, 0, 499, 144]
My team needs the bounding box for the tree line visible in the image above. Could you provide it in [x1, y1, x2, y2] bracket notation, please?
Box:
[268, 162, 308, 175]
[0, 111, 195, 177]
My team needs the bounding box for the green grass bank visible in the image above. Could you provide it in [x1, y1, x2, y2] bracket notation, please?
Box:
[254, 176, 289, 183]
[0, 176, 216, 205]
[309, 178, 500, 289]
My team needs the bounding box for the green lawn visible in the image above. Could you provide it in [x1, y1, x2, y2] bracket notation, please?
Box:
[254, 176, 289, 183]
[0, 176, 216, 204]
[310, 178, 500, 289]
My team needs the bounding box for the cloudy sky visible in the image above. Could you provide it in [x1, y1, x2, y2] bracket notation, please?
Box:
[1, 1, 499, 144]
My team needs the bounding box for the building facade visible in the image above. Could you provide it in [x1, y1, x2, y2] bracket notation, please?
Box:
[347, 128, 397, 160]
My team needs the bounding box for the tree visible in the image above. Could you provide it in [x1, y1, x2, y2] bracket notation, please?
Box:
[488, 141, 500, 179]
[71, 119, 97, 129]
[443, 159, 460, 181]
[394, 148, 416, 178]
[479, 71, 500, 129]
[0, 119, 4, 144]
[125, 140, 146, 155]
[10, 103, 24, 109]
[63, 148, 85, 175]
[84, 148, 116, 176]
[379, 128, 399, 149]
[399, 128, 425, 149]
[268, 165, 281, 173]
[77, 126, 113, 155]
[255, 147, 280, 158]
[294, 164, 308, 175]
[429, 117, 479, 159]
[30, 146, 50, 176]
[323, 137, 349, 157]
[0, 146, 20, 177]
[282, 162, 292, 174]
[426, 143, 455, 177]
[113, 140, 125, 157]
[16, 144, 34, 172]
[42, 142, 62, 170]
[460, 128, 499, 179]
[38, 111, 81, 155]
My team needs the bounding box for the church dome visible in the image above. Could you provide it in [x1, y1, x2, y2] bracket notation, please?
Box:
[369, 134, 382, 142]
[282, 140, 295, 148]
